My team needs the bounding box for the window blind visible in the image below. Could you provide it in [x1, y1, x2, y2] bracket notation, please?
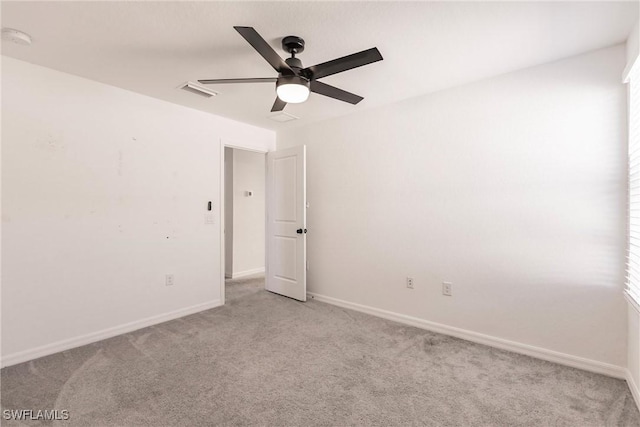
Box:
[628, 64, 640, 306]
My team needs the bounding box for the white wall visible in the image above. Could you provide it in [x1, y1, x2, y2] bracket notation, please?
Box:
[224, 147, 234, 277]
[1, 57, 274, 365]
[230, 149, 265, 277]
[278, 45, 628, 369]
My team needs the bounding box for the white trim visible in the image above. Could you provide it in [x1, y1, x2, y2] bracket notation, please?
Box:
[626, 369, 640, 410]
[220, 141, 227, 306]
[623, 20, 639, 84]
[228, 267, 265, 279]
[623, 57, 639, 84]
[626, 291, 640, 316]
[307, 292, 626, 379]
[1, 300, 222, 368]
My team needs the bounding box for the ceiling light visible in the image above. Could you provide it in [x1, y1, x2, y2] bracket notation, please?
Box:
[1, 28, 32, 46]
[276, 75, 310, 104]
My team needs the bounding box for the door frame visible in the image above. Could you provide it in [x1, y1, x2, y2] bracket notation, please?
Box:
[219, 140, 268, 305]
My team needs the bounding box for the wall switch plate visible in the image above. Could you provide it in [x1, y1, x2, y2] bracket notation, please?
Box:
[442, 282, 452, 296]
[406, 277, 414, 289]
[166, 274, 174, 286]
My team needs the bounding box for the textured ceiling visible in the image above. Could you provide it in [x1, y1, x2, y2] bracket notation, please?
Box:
[1, 1, 638, 130]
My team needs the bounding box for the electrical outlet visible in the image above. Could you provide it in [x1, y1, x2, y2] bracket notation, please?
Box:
[166, 274, 174, 286]
[442, 281, 452, 296]
[406, 277, 414, 289]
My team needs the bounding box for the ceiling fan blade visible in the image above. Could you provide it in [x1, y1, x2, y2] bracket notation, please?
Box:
[310, 81, 363, 105]
[234, 26, 293, 74]
[198, 78, 277, 85]
[271, 97, 287, 112]
[302, 47, 383, 80]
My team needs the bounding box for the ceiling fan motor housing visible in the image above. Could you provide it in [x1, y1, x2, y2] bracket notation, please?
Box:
[276, 75, 310, 90]
[285, 57, 303, 69]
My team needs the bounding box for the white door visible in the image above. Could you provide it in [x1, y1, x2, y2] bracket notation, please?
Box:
[266, 145, 306, 301]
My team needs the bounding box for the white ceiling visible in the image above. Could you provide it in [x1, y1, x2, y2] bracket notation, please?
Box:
[1, 1, 638, 130]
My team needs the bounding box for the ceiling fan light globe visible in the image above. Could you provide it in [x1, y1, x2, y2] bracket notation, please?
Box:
[276, 84, 310, 103]
[276, 75, 310, 104]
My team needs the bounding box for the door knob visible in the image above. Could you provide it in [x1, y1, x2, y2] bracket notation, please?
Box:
[296, 228, 307, 234]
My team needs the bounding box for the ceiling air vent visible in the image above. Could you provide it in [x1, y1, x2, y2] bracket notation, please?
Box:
[268, 112, 299, 123]
[179, 81, 218, 98]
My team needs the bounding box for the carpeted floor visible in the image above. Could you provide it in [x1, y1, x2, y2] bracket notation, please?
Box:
[2, 275, 639, 426]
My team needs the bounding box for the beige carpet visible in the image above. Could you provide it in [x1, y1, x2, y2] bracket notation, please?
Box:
[2, 275, 638, 426]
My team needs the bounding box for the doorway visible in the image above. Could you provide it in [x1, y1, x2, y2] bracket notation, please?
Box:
[222, 146, 267, 301]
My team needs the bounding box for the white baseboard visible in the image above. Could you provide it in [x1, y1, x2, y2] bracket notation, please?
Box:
[626, 369, 640, 409]
[307, 292, 626, 379]
[229, 267, 265, 279]
[1, 299, 222, 368]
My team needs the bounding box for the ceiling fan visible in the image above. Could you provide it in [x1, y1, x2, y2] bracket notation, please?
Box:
[198, 26, 383, 112]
